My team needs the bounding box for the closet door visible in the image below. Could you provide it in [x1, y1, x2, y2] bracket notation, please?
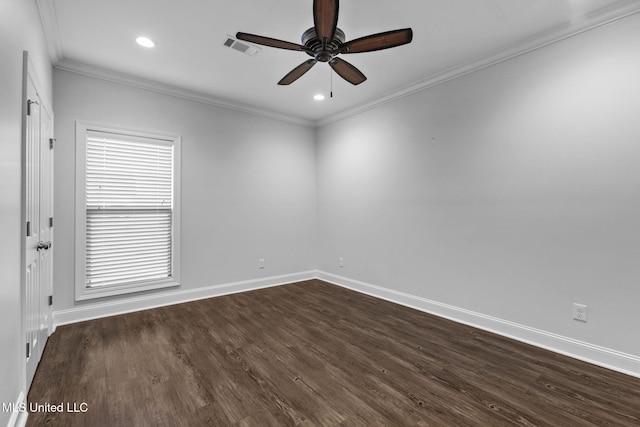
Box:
[23, 53, 54, 389]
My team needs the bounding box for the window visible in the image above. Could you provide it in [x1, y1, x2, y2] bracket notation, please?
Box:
[75, 122, 180, 300]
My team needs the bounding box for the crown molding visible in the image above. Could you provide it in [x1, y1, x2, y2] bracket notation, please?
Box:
[37, 0, 640, 129]
[316, 0, 640, 127]
[36, 1, 314, 127]
[36, 0, 64, 65]
[55, 59, 316, 127]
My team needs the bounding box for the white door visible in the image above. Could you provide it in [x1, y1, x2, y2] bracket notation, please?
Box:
[23, 56, 54, 389]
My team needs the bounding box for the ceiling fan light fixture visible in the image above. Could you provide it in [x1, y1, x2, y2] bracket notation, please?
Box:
[314, 94, 326, 101]
[136, 36, 156, 48]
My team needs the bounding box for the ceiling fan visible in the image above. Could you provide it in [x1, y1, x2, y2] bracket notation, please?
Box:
[236, 0, 413, 86]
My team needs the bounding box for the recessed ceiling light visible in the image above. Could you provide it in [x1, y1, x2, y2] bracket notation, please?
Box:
[136, 36, 155, 48]
[314, 94, 325, 101]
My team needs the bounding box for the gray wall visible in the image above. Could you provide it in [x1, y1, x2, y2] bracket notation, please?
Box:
[53, 69, 317, 311]
[7, 7, 640, 415]
[317, 13, 640, 358]
[0, 0, 53, 424]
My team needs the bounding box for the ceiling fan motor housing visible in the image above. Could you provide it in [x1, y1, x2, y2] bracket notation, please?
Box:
[302, 27, 346, 62]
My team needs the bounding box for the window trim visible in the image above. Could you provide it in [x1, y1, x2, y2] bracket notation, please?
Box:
[75, 121, 181, 301]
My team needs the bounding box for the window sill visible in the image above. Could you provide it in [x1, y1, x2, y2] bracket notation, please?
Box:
[75, 278, 180, 301]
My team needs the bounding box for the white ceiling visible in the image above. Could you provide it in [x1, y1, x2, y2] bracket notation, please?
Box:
[38, 0, 640, 125]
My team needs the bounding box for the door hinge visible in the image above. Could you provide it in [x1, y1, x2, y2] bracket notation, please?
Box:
[49, 217, 54, 228]
[26, 343, 31, 358]
[48, 295, 53, 306]
[26, 221, 31, 237]
[49, 138, 56, 149]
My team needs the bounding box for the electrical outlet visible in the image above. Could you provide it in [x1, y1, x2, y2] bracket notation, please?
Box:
[258, 259, 265, 269]
[338, 257, 344, 268]
[572, 303, 587, 322]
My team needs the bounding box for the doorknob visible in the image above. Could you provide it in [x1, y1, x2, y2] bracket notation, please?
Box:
[36, 241, 52, 251]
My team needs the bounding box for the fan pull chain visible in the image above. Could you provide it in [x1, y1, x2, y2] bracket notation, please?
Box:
[330, 67, 333, 98]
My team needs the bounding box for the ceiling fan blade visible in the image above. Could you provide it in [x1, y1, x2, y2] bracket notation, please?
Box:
[313, 0, 339, 48]
[339, 28, 413, 54]
[278, 59, 318, 85]
[329, 57, 366, 85]
[236, 32, 304, 51]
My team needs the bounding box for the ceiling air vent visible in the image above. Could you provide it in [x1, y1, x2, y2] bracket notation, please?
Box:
[223, 35, 260, 56]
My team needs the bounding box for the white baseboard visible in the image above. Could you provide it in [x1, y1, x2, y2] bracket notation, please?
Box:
[5, 391, 28, 427]
[53, 271, 316, 328]
[51, 269, 640, 379]
[316, 271, 640, 379]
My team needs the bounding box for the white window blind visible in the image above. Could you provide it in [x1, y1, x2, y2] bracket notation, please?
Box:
[85, 130, 175, 289]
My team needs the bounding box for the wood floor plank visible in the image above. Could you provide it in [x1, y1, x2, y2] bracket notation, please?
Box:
[27, 280, 640, 426]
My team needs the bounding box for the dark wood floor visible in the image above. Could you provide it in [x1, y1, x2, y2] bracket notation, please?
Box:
[28, 280, 640, 426]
